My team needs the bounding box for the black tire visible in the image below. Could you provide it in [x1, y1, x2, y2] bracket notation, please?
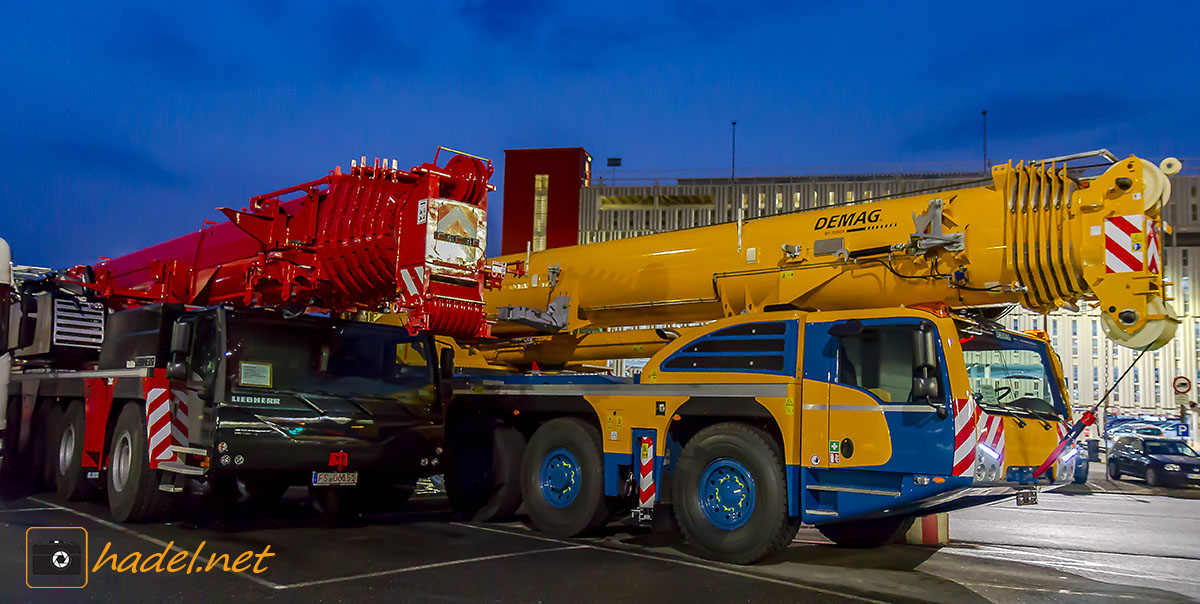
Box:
[671, 422, 797, 564]
[1072, 457, 1089, 485]
[55, 401, 95, 501]
[1146, 467, 1160, 488]
[1107, 462, 1121, 481]
[818, 515, 914, 548]
[41, 405, 64, 489]
[521, 418, 609, 537]
[107, 403, 172, 522]
[446, 420, 526, 521]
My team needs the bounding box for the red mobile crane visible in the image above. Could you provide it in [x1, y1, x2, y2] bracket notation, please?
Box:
[1, 148, 499, 521]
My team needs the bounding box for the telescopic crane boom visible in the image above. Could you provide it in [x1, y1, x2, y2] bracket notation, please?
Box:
[479, 152, 1180, 366]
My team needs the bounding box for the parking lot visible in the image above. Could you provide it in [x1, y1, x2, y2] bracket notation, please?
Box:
[4, 474, 1198, 604]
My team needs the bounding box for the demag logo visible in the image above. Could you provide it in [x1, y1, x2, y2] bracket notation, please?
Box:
[27, 526, 274, 589]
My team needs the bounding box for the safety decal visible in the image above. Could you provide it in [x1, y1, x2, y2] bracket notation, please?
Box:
[952, 397, 978, 477]
[1104, 215, 1145, 274]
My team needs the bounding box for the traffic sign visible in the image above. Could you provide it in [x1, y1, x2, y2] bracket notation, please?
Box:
[1174, 375, 1192, 395]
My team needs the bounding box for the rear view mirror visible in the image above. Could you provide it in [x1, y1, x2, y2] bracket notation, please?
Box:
[169, 321, 193, 354]
[912, 324, 937, 369]
[912, 376, 940, 399]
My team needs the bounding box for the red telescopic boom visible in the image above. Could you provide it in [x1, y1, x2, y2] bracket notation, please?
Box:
[70, 149, 500, 338]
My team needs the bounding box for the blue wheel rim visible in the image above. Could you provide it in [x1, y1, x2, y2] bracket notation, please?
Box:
[539, 447, 581, 508]
[698, 457, 756, 530]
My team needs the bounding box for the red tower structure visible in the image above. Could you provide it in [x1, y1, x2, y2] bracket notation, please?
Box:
[500, 147, 591, 255]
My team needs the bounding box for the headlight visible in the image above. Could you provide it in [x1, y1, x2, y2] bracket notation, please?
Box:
[1164, 464, 1181, 472]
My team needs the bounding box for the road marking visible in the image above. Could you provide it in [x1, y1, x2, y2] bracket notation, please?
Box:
[270, 545, 588, 590]
[0, 506, 58, 512]
[942, 544, 1200, 587]
[956, 580, 1140, 600]
[452, 522, 892, 604]
[29, 497, 281, 589]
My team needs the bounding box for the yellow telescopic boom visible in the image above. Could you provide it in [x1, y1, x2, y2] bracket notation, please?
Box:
[485, 152, 1180, 356]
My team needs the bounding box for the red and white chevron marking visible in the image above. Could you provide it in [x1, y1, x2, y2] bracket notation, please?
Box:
[977, 412, 1006, 465]
[1105, 215, 1144, 274]
[1055, 421, 1068, 442]
[1146, 221, 1161, 274]
[146, 388, 175, 464]
[637, 436, 656, 508]
[952, 397, 978, 477]
[399, 266, 425, 297]
[146, 388, 191, 467]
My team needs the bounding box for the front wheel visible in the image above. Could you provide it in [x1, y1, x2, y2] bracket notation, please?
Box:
[1146, 467, 1161, 488]
[1107, 462, 1121, 481]
[520, 418, 608, 537]
[108, 403, 173, 522]
[671, 422, 797, 564]
[817, 515, 914, 548]
[446, 419, 525, 522]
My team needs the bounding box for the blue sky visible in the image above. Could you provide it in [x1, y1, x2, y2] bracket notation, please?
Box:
[3, 1, 1197, 265]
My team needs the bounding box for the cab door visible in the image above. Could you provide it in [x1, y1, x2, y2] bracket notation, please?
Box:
[818, 318, 954, 476]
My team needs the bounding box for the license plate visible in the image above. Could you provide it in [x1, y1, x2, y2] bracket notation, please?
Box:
[1188, 473, 1200, 480]
[1016, 489, 1038, 506]
[312, 471, 358, 486]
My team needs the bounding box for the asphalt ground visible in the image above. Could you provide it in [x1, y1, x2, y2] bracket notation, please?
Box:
[1, 484, 1196, 603]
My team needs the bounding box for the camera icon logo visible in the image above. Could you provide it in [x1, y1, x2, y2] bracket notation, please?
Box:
[26, 527, 88, 589]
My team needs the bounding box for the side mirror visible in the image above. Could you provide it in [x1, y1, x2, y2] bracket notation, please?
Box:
[166, 360, 189, 381]
[439, 347, 455, 381]
[912, 375, 940, 399]
[169, 321, 193, 354]
[912, 324, 938, 369]
[829, 319, 864, 338]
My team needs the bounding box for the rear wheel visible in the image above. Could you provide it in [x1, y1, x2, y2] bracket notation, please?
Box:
[521, 418, 608, 537]
[107, 403, 172, 522]
[446, 419, 525, 521]
[671, 422, 797, 564]
[0, 397, 30, 496]
[818, 515, 914, 548]
[55, 401, 95, 501]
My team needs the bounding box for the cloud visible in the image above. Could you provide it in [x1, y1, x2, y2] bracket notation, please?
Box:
[44, 138, 180, 186]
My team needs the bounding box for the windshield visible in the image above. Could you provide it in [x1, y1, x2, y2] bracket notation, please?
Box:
[960, 328, 1067, 420]
[226, 316, 433, 398]
[1146, 441, 1198, 456]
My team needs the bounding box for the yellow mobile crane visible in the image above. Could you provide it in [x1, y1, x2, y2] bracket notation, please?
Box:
[422, 151, 1180, 564]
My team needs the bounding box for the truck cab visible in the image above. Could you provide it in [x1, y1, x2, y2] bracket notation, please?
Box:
[160, 306, 446, 493]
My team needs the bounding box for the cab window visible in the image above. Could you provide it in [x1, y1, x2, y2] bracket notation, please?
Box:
[834, 323, 941, 404]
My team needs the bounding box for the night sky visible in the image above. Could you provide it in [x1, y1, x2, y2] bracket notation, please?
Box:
[3, 1, 1197, 266]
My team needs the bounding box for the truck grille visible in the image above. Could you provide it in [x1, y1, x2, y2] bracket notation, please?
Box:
[52, 298, 105, 349]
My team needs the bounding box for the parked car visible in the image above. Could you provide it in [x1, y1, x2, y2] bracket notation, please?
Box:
[1104, 423, 1168, 449]
[1107, 436, 1200, 487]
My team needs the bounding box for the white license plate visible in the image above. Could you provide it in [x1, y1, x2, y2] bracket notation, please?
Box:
[1188, 473, 1200, 480]
[312, 471, 358, 486]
